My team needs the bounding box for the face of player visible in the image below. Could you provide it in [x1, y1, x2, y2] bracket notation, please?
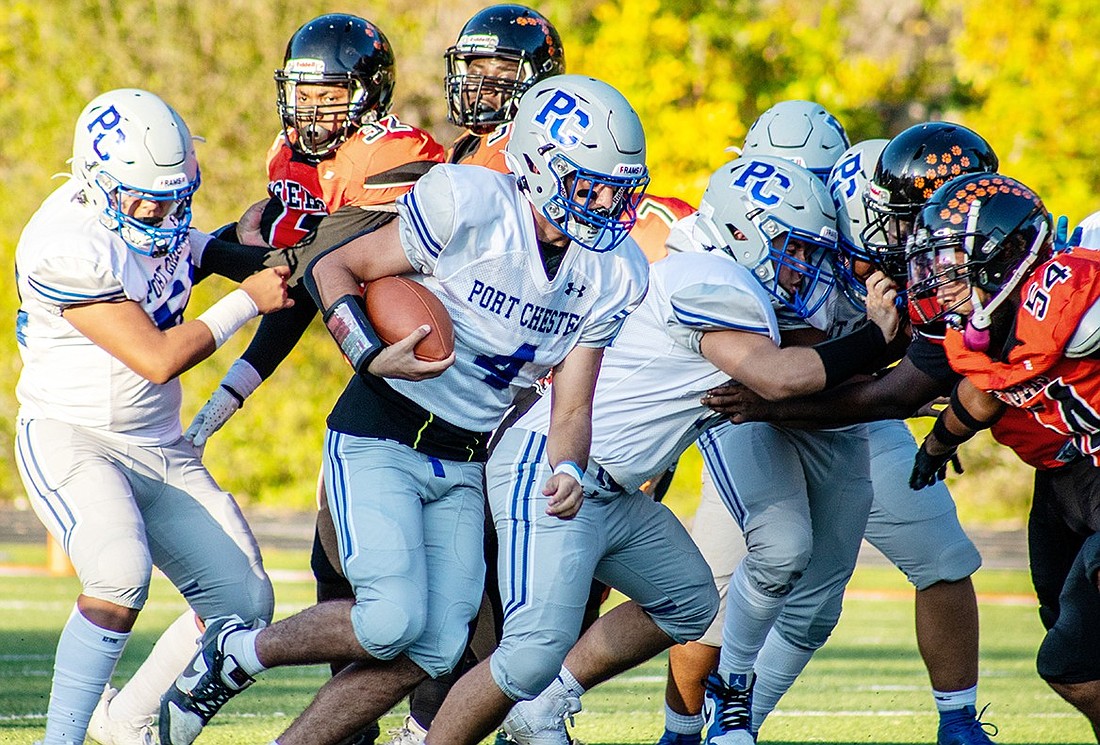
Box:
[116, 192, 181, 226]
[294, 83, 351, 128]
[774, 236, 810, 295]
[463, 57, 522, 115]
[933, 247, 975, 315]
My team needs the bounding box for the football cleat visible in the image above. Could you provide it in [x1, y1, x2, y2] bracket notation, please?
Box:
[937, 704, 998, 745]
[500, 687, 581, 745]
[702, 671, 756, 744]
[383, 714, 427, 745]
[88, 685, 157, 745]
[158, 616, 256, 745]
[656, 730, 702, 745]
[348, 720, 381, 745]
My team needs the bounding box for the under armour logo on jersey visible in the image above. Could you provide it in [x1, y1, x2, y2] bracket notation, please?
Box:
[87, 105, 128, 161]
[731, 160, 792, 207]
[534, 91, 591, 149]
[564, 281, 587, 297]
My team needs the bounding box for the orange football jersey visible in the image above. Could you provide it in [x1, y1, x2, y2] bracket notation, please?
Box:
[264, 114, 445, 248]
[631, 194, 696, 263]
[945, 248, 1100, 463]
[447, 123, 511, 172]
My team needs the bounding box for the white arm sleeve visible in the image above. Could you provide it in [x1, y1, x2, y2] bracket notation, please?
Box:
[394, 165, 457, 275]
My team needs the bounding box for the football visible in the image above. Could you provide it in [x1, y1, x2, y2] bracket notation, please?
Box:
[364, 276, 455, 362]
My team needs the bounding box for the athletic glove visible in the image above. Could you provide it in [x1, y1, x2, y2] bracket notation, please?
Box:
[1052, 213, 1083, 253]
[910, 441, 957, 490]
[184, 359, 263, 447]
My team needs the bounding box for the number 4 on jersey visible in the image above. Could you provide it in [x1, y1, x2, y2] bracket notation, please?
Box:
[474, 343, 537, 390]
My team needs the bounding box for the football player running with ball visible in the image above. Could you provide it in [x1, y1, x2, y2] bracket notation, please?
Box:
[159, 74, 651, 745]
[14, 89, 292, 745]
[450, 155, 903, 745]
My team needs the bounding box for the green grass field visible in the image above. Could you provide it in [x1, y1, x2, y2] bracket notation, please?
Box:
[0, 545, 1094, 745]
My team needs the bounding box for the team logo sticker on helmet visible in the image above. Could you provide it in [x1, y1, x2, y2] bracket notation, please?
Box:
[85, 106, 129, 161]
[731, 160, 793, 207]
[534, 90, 591, 149]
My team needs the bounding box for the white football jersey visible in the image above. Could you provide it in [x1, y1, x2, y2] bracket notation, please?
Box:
[389, 164, 649, 432]
[517, 250, 779, 491]
[15, 180, 200, 445]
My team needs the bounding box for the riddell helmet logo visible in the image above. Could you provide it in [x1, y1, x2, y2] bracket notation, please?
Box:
[458, 33, 499, 52]
[866, 182, 890, 205]
[286, 58, 326, 75]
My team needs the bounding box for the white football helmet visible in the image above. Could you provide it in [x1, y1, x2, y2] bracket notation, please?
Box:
[71, 89, 200, 257]
[827, 138, 889, 309]
[741, 100, 850, 181]
[694, 155, 838, 318]
[505, 74, 648, 252]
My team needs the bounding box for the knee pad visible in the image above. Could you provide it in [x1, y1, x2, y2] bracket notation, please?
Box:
[350, 595, 426, 660]
[490, 633, 573, 700]
[742, 544, 811, 597]
[649, 576, 720, 644]
[80, 536, 153, 610]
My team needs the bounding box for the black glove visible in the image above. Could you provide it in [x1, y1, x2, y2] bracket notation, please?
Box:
[910, 441, 957, 490]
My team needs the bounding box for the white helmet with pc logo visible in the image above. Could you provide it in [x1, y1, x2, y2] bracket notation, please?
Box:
[71, 88, 200, 257]
[505, 74, 648, 252]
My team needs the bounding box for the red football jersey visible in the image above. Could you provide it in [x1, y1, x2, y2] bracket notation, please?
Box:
[264, 114, 445, 248]
[945, 248, 1100, 464]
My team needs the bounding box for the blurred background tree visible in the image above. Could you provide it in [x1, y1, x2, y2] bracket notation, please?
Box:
[1, 0, 1093, 520]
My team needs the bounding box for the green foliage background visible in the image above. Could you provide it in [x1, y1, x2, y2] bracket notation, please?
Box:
[2, 0, 1095, 516]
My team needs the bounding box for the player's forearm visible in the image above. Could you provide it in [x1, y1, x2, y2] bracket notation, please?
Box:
[545, 407, 592, 472]
[240, 284, 319, 380]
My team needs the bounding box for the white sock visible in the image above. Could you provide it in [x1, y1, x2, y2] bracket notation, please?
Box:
[43, 606, 130, 745]
[556, 665, 586, 699]
[110, 610, 201, 723]
[220, 627, 266, 676]
[751, 628, 815, 732]
[664, 702, 704, 734]
[718, 562, 786, 677]
[933, 683, 978, 713]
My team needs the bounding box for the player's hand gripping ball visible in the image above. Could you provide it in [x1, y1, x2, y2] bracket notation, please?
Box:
[365, 276, 455, 362]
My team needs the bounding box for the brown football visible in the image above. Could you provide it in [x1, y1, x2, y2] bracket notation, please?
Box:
[364, 276, 455, 362]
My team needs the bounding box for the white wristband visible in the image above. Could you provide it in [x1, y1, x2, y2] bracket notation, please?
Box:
[552, 460, 585, 484]
[197, 289, 259, 349]
[220, 358, 263, 400]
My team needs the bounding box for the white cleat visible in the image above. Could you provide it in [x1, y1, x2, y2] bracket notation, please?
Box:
[383, 714, 428, 745]
[501, 688, 581, 745]
[89, 686, 157, 745]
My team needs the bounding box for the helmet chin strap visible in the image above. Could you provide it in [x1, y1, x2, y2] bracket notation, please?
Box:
[965, 218, 1049, 351]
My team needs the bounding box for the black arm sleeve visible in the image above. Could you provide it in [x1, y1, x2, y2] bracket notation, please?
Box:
[194, 237, 274, 284]
[239, 282, 319, 381]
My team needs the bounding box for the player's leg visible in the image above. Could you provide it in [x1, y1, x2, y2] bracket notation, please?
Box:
[15, 420, 151, 745]
[428, 428, 600, 744]
[751, 426, 873, 734]
[1032, 462, 1100, 736]
[90, 609, 203, 745]
[858, 420, 989, 743]
[658, 469, 745, 745]
[697, 422, 813, 742]
[312, 472, 383, 745]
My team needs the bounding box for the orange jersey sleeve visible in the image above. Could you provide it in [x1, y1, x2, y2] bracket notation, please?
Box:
[630, 194, 696, 263]
[989, 406, 1073, 471]
[327, 114, 445, 208]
